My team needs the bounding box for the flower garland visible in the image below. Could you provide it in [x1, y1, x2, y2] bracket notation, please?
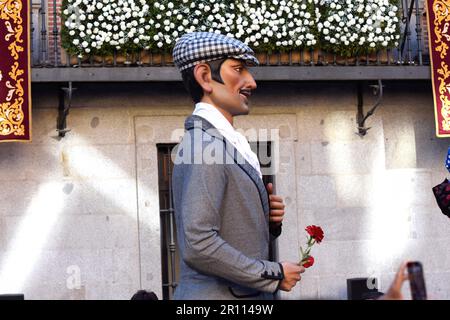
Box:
[61, 0, 401, 57]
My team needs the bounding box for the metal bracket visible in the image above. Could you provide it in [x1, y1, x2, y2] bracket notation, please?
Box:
[356, 80, 384, 137]
[57, 81, 76, 137]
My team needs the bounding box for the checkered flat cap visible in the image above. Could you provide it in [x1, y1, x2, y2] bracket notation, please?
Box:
[173, 32, 259, 72]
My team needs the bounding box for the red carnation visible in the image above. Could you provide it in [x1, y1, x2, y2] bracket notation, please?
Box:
[299, 225, 324, 269]
[302, 256, 314, 268]
[305, 225, 324, 244]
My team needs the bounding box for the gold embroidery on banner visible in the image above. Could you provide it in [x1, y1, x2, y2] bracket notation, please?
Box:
[433, 1, 450, 132]
[0, 0, 22, 23]
[437, 61, 450, 130]
[433, 1, 450, 59]
[4, 20, 14, 40]
[8, 22, 24, 60]
[0, 0, 26, 137]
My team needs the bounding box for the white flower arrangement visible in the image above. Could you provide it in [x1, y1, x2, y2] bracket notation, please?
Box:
[151, 0, 235, 50]
[317, 0, 400, 56]
[62, 0, 153, 55]
[61, 0, 401, 58]
[233, 0, 317, 52]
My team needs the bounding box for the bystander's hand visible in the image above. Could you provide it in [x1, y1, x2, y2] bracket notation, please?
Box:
[379, 262, 409, 300]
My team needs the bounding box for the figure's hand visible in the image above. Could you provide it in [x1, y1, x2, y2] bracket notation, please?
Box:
[379, 262, 409, 300]
[279, 262, 305, 292]
[266, 183, 285, 226]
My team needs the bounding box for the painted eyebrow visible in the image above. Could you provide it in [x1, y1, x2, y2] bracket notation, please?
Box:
[231, 63, 245, 68]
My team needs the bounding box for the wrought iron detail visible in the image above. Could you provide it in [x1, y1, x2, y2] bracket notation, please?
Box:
[57, 82, 76, 137]
[356, 80, 384, 137]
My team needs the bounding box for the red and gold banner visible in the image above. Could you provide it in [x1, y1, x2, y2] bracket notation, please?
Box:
[428, 0, 450, 137]
[0, 0, 31, 142]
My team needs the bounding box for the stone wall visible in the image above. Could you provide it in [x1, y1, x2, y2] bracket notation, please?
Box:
[0, 81, 449, 299]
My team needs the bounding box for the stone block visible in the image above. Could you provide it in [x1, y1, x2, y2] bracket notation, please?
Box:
[335, 174, 374, 208]
[384, 138, 417, 169]
[111, 247, 141, 288]
[380, 170, 433, 207]
[391, 239, 450, 274]
[17, 247, 139, 299]
[54, 178, 137, 216]
[139, 232, 163, 299]
[297, 175, 337, 208]
[425, 272, 450, 300]
[63, 144, 136, 179]
[310, 139, 385, 175]
[431, 170, 450, 187]
[410, 206, 450, 240]
[318, 275, 349, 300]
[27, 109, 60, 145]
[135, 116, 185, 144]
[0, 219, 4, 249]
[85, 282, 140, 300]
[63, 108, 134, 145]
[416, 138, 450, 170]
[309, 240, 392, 278]
[299, 207, 382, 242]
[234, 114, 298, 141]
[0, 144, 64, 181]
[63, 83, 190, 109]
[298, 276, 319, 300]
[295, 142, 312, 176]
[412, 112, 438, 141]
[382, 112, 415, 142]
[275, 141, 296, 176]
[3, 214, 138, 251]
[252, 82, 356, 110]
[382, 112, 417, 169]
[0, 180, 39, 216]
[297, 110, 383, 143]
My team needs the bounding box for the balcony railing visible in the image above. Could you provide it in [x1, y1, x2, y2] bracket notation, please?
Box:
[30, 0, 431, 82]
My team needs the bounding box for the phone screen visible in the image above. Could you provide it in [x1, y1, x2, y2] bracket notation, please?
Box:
[407, 262, 427, 300]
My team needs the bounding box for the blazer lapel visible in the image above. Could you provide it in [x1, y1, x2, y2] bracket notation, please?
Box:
[184, 115, 270, 217]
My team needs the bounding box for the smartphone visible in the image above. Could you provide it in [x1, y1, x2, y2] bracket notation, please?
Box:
[407, 261, 427, 300]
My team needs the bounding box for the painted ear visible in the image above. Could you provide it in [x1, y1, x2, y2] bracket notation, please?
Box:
[193, 64, 213, 94]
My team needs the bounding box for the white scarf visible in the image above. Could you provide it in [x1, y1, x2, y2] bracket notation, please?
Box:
[192, 102, 262, 179]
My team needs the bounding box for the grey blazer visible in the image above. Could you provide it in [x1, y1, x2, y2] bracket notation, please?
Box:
[172, 115, 283, 300]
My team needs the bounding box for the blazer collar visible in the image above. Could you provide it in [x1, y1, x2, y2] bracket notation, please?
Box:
[184, 115, 270, 216]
